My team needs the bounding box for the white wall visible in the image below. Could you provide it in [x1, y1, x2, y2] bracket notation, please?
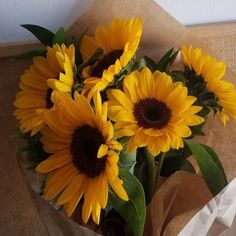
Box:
[155, 0, 236, 25]
[1, 0, 236, 43]
[0, 0, 93, 43]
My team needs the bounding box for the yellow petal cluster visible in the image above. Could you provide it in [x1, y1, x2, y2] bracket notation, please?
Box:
[181, 45, 236, 125]
[107, 67, 204, 156]
[80, 17, 142, 99]
[36, 91, 128, 224]
[14, 44, 75, 135]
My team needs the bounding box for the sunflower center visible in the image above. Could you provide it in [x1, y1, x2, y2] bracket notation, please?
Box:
[70, 125, 106, 178]
[46, 88, 53, 109]
[91, 50, 123, 78]
[134, 98, 171, 129]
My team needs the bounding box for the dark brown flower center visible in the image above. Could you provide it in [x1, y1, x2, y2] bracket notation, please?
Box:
[134, 98, 171, 129]
[91, 50, 123, 78]
[70, 125, 106, 178]
[46, 88, 53, 109]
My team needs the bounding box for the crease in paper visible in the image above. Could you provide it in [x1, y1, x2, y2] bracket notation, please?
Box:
[179, 178, 236, 236]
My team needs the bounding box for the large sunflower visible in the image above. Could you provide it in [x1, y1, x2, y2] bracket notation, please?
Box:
[14, 44, 75, 135]
[36, 91, 128, 225]
[107, 67, 204, 156]
[80, 17, 142, 99]
[181, 45, 236, 125]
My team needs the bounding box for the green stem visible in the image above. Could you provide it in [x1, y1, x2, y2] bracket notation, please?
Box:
[146, 150, 157, 203]
[157, 152, 166, 178]
[134, 148, 158, 203]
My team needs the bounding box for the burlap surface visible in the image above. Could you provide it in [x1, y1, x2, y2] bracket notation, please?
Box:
[0, 0, 236, 235]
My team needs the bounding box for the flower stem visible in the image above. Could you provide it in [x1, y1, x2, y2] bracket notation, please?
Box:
[157, 152, 166, 178]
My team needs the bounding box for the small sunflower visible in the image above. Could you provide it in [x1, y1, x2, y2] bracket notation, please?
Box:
[36, 91, 128, 225]
[80, 17, 143, 99]
[14, 44, 75, 135]
[107, 67, 204, 156]
[181, 45, 236, 125]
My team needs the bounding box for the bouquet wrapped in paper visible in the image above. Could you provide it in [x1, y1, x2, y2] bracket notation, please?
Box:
[14, 0, 236, 235]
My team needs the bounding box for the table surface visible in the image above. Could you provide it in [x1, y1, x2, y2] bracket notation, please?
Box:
[1, 23, 236, 235]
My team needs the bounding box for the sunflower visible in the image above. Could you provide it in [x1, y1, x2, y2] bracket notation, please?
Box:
[36, 91, 128, 225]
[14, 44, 75, 135]
[181, 45, 236, 125]
[107, 67, 204, 156]
[80, 17, 142, 99]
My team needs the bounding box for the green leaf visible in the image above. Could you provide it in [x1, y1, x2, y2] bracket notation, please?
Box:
[134, 148, 159, 203]
[190, 124, 206, 136]
[172, 71, 187, 83]
[201, 144, 227, 179]
[53, 27, 65, 45]
[198, 107, 211, 118]
[143, 56, 156, 72]
[156, 48, 175, 72]
[169, 49, 179, 64]
[14, 127, 49, 167]
[119, 150, 136, 172]
[21, 24, 55, 46]
[164, 147, 192, 160]
[131, 58, 146, 72]
[110, 168, 146, 236]
[65, 35, 76, 46]
[202, 99, 220, 109]
[185, 140, 228, 196]
[133, 150, 147, 187]
[161, 156, 195, 177]
[15, 50, 46, 60]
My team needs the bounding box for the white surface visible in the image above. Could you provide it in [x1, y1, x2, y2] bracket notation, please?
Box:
[1, 0, 236, 43]
[155, 0, 236, 25]
[179, 178, 236, 236]
[0, 0, 93, 43]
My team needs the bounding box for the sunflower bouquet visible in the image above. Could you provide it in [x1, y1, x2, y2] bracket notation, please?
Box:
[14, 17, 236, 235]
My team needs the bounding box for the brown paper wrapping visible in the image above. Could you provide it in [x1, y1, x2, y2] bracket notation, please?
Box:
[69, 0, 236, 181]
[145, 171, 212, 236]
[67, 0, 236, 234]
[16, 0, 236, 235]
[18, 154, 100, 236]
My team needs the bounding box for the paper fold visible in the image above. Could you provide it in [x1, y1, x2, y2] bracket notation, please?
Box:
[15, 0, 236, 235]
[179, 178, 236, 236]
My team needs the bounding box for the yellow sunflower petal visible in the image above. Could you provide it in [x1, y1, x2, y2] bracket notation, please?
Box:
[35, 152, 70, 173]
[64, 184, 84, 217]
[82, 180, 93, 223]
[127, 137, 136, 154]
[34, 86, 123, 225]
[14, 43, 75, 135]
[109, 178, 129, 201]
[97, 144, 109, 158]
[44, 166, 77, 201]
[92, 201, 101, 225]
[80, 35, 98, 62]
[82, 18, 142, 98]
[181, 45, 236, 124]
[108, 67, 203, 153]
[56, 174, 84, 205]
[107, 140, 123, 151]
[97, 174, 108, 209]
